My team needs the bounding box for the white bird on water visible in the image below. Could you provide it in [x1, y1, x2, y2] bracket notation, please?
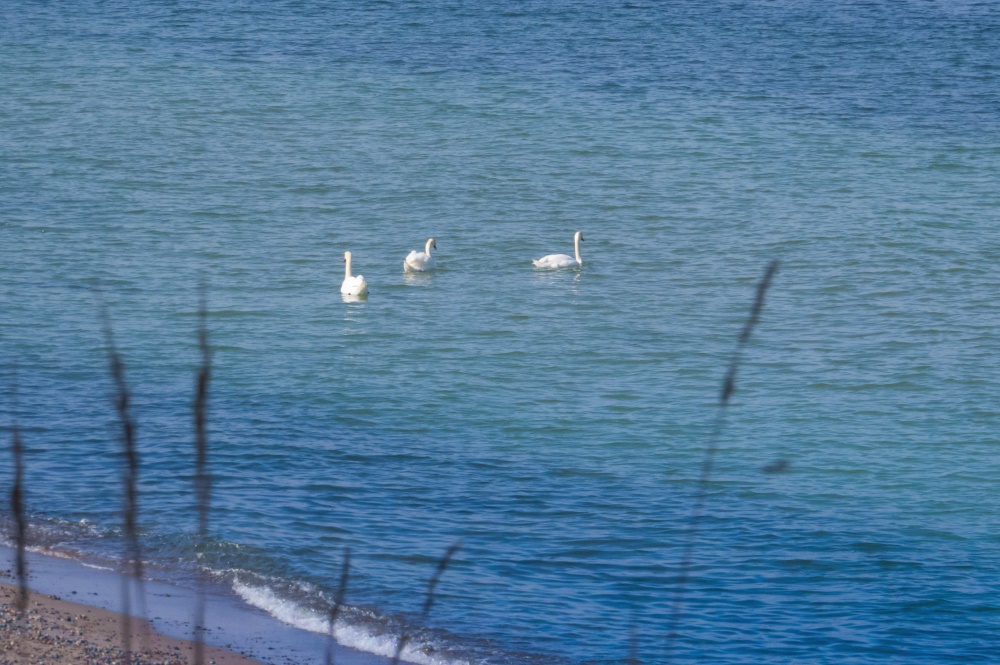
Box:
[340, 251, 368, 296]
[403, 238, 437, 272]
[532, 231, 584, 269]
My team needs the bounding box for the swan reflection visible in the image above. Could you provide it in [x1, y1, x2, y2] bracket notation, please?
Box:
[403, 271, 435, 286]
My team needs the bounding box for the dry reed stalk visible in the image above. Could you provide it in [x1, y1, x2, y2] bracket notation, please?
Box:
[193, 285, 212, 665]
[101, 310, 147, 660]
[325, 547, 352, 665]
[390, 542, 461, 665]
[627, 619, 640, 665]
[9, 375, 28, 613]
[664, 260, 779, 662]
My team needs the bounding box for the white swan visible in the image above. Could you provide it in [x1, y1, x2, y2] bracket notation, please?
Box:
[340, 251, 368, 296]
[533, 231, 584, 269]
[403, 238, 437, 272]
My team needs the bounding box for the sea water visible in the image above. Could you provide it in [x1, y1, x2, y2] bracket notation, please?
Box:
[2, 1, 999, 663]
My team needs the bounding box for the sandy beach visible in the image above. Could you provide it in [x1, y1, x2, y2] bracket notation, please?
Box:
[0, 548, 387, 665]
[0, 582, 264, 665]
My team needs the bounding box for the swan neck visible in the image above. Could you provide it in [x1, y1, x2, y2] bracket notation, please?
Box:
[574, 235, 582, 264]
[424, 239, 434, 256]
[345, 254, 352, 279]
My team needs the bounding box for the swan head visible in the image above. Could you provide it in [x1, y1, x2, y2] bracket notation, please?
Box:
[575, 231, 584, 243]
[343, 251, 352, 263]
[430, 238, 437, 250]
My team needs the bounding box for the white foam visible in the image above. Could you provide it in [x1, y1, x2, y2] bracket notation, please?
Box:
[24, 545, 83, 560]
[232, 579, 328, 633]
[81, 562, 116, 571]
[231, 579, 471, 665]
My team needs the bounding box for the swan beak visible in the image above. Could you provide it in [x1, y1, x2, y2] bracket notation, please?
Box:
[433, 241, 437, 249]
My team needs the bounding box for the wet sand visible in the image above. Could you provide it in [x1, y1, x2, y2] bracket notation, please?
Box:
[0, 547, 389, 665]
[0, 581, 264, 664]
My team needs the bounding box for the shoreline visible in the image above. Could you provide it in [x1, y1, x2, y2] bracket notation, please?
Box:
[0, 581, 263, 664]
[0, 546, 389, 665]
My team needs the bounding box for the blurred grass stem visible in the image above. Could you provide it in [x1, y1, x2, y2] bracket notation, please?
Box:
[193, 285, 213, 665]
[664, 260, 778, 662]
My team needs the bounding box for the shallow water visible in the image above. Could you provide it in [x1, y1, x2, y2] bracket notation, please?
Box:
[2, 1, 1000, 663]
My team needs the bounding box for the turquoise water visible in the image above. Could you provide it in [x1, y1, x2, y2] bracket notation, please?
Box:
[3, 1, 1000, 663]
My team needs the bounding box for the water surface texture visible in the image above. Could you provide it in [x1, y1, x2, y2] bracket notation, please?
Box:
[2, 1, 1000, 663]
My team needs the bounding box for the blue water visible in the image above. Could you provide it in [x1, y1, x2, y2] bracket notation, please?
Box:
[3, 1, 1000, 663]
